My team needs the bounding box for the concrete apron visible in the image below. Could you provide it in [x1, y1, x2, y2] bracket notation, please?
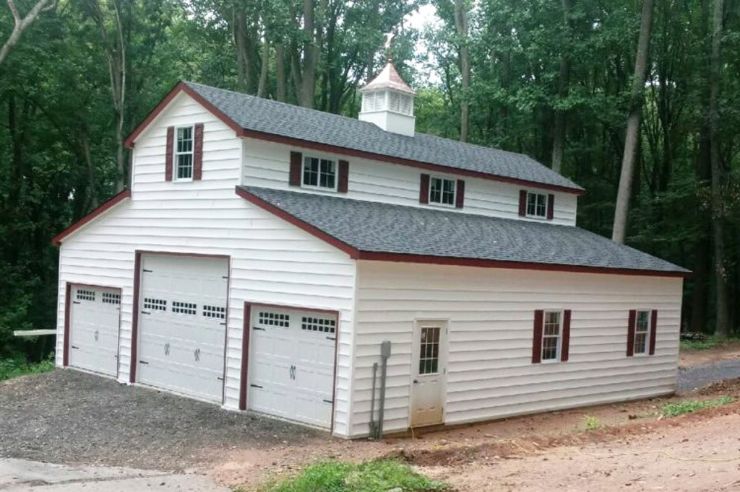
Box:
[0, 458, 228, 491]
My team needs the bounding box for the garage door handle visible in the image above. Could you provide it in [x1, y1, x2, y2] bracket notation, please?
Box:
[141, 311, 151, 315]
[250, 384, 263, 389]
[253, 327, 265, 331]
[217, 376, 224, 381]
[71, 345, 79, 350]
[139, 360, 149, 365]
[413, 379, 419, 384]
[323, 399, 333, 404]
[73, 301, 81, 305]
[326, 336, 336, 341]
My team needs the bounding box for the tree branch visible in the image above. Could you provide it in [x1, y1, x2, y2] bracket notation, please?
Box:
[0, 0, 54, 65]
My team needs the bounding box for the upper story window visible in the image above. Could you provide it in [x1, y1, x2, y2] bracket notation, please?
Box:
[303, 156, 337, 191]
[526, 191, 548, 218]
[541, 310, 562, 362]
[429, 176, 456, 206]
[634, 310, 651, 355]
[175, 126, 194, 181]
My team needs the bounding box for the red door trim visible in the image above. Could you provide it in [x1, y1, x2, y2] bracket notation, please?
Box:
[63, 283, 72, 367]
[239, 301, 340, 433]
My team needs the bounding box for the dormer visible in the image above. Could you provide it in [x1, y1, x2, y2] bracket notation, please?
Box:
[359, 62, 416, 137]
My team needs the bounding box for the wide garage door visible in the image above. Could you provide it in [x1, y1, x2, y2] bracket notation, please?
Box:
[136, 254, 228, 403]
[249, 306, 337, 428]
[68, 285, 121, 377]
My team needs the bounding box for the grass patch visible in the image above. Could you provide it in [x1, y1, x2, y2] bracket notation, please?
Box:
[680, 335, 740, 351]
[260, 459, 447, 492]
[661, 396, 734, 417]
[584, 415, 601, 431]
[0, 355, 55, 381]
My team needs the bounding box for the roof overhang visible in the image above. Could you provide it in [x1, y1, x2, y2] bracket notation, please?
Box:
[235, 186, 689, 279]
[52, 189, 131, 246]
[125, 82, 585, 196]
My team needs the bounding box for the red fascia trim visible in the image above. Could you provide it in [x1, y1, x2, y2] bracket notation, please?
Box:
[129, 252, 142, 383]
[123, 81, 583, 195]
[239, 127, 585, 196]
[356, 251, 690, 279]
[52, 190, 131, 246]
[235, 187, 360, 258]
[63, 283, 71, 367]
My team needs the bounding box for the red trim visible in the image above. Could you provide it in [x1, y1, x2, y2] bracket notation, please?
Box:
[63, 283, 71, 367]
[419, 174, 430, 204]
[561, 309, 571, 362]
[52, 190, 131, 246]
[124, 82, 584, 195]
[193, 123, 204, 180]
[240, 302, 251, 411]
[290, 151, 302, 186]
[626, 310, 636, 357]
[547, 194, 555, 220]
[129, 252, 142, 383]
[532, 310, 543, 363]
[356, 252, 690, 278]
[165, 126, 174, 181]
[649, 310, 658, 355]
[338, 160, 349, 193]
[236, 187, 360, 258]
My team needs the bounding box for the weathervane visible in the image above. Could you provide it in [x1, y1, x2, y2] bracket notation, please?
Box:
[384, 31, 395, 61]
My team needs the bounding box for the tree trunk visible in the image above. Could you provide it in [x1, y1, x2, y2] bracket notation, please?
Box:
[298, 0, 318, 108]
[275, 43, 287, 102]
[612, 0, 654, 244]
[257, 40, 269, 98]
[709, 0, 728, 337]
[551, 0, 573, 174]
[454, 0, 471, 142]
[0, 0, 53, 65]
[232, 6, 260, 94]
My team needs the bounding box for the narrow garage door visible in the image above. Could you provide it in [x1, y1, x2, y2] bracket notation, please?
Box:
[137, 255, 228, 403]
[249, 306, 337, 428]
[68, 285, 121, 377]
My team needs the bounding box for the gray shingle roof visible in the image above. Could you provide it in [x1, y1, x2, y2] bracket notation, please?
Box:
[239, 186, 688, 275]
[185, 81, 583, 192]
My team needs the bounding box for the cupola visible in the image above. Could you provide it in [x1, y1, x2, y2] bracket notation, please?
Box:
[359, 61, 416, 137]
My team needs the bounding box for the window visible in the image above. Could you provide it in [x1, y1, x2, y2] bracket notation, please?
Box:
[634, 310, 651, 355]
[258, 311, 290, 327]
[302, 156, 337, 190]
[143, 298, 166, 311]
[418, 326, 441, 374]
[527, 192, 547, 218]
[175, 126, 194, 180]
[76, 289, 95, 302]
[429, 176, 456, 206]
[301, 316, 336, 334]
[203, 305, 226, 319]
[541, 311, 562, 361]
[102, 292, 120, 305]
[172, 301, 196, 315]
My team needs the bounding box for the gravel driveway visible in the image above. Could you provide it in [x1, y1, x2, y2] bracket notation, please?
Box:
[0, 370, 322, 471]
[678, 358, 740, 392]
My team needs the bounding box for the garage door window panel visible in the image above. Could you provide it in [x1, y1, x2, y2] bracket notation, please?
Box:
[301, 316, 336, 334]
[76, 289, 95, 302]
[102, 292, 120, 304]
[258, 311, 290, 327]
[203, 305, 225, 319]
[144, 298, 167, 311]
[172, 301, 197, 315]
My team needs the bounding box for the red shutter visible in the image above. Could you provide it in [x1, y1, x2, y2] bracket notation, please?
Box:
[547, 194, 555, 220]
[455, 179, 465, 208]
[165, 126, 174, 181]
[289, 151, 302, 186]
[239, 302, 251, 411]
[419, 174, 430, 204]
[532, 310, 544, 363]
[338, 160, 349, 193]
[193, 123, 204, 180]
[518, 190, 527, 216]
[561, 309, 571, 362]
[649, 310, 658, 355]
[626, 310, 636, 357]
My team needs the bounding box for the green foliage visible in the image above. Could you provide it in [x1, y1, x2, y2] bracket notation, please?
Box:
[680, 335, 740, 351]
[584, 415, 601, 431]
[0, 354, 55, 381]
[261, 460, 447, 492]
[661, 396, 734, 417]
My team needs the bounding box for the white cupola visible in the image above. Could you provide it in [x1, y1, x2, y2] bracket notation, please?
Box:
[359, 61, 416, 137]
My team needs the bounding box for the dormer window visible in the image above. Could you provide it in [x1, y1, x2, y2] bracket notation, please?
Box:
[175, 126, 194, 181]
[303, 155, 337, 191]
[526, 192, 548, 218]
[429, 176, 456, 206]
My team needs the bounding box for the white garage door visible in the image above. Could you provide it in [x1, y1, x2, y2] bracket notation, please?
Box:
[68, 285, 121, 377]
[136, 255, 228, 403]
[248, 306, 337, 428]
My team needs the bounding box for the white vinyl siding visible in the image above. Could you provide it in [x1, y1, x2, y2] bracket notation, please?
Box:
[241, 138, 578, 226]
[350, 261, 682, 437]
[55, 92, 357, 437]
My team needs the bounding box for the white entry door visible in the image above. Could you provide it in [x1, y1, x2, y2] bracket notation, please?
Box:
[68, 285, 121, 377]
[136, 255, 228, 403]
[248, 306, 337, 428]
[410, 320, 447, 427]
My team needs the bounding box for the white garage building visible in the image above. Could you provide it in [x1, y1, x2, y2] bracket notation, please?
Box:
[54, 63, 688, 438]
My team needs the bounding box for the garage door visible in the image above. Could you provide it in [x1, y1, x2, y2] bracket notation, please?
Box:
[136, 255, 228, 403]
[248, 306, 337, 428]
[68, 285, 121, 377]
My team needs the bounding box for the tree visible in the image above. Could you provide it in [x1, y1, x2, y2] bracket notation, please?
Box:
[0, 0, 54, 65]
[453, 0, 471, 142]
[550, 0, 572, 174]
[612, 0, 655, 243]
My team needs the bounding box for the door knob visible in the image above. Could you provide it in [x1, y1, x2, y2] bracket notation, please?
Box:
[413, 379, 419, 384]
